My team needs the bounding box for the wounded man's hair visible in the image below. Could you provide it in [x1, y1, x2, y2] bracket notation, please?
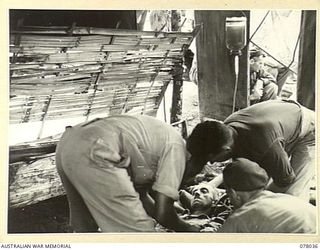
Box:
[186, 120, 232, 159]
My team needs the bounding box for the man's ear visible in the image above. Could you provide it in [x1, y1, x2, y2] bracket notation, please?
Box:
[221, 145, 231, 152]
[228, 188, 237, 199]
[227, 188, 243, 208]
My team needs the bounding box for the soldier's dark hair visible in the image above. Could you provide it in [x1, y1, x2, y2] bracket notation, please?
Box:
[186, 120, 232, 159]
[250, 49, 266, 60]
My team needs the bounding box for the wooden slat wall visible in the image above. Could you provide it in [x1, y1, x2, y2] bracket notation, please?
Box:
[10, 25, 198, 124]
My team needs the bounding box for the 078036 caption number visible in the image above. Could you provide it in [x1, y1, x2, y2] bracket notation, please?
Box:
[300, 244, 318, 248]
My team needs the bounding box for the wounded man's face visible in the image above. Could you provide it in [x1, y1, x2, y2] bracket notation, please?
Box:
[190, 183, 219, 211]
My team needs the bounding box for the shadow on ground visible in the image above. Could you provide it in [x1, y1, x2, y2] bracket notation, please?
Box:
[8, 196, 71, 233]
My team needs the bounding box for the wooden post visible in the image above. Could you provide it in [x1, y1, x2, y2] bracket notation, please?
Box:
[37, 95, 52, 139]
[136, 10, 148, 30]
[171, 61, 184, 123]
[170, 10, 184, 124]
[297, 10, 316, 110]
[195, 10, 250, 121]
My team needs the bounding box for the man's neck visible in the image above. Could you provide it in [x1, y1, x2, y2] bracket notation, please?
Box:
[191, 206, 212, 216]
[227, 125, 238, 154]
[237, 189, 264, 208]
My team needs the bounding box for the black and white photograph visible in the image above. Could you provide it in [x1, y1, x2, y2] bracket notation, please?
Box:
[3, 4, 319, 244]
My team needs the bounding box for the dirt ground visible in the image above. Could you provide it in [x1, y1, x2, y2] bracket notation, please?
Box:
[7, 81, 201, 234]
[8, 196, 70, 233]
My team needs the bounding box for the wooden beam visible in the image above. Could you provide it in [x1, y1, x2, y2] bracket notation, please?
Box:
[12, 26, 195, 39]
[195, 10, 250, 121]
[297, 10, 316, 110]
[171, 10, 184, 124]
[37, 95, 52, 139]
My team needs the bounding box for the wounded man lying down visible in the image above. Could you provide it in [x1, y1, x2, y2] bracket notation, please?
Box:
[156, 182, 233, 232]
[179, 183, 233, 232]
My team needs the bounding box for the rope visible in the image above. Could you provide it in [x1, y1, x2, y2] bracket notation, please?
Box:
[276, 30, 301, 83]
[250, 41, 297, 76]
[249, 10, 302, 76]
[248, 11, 270, 43]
